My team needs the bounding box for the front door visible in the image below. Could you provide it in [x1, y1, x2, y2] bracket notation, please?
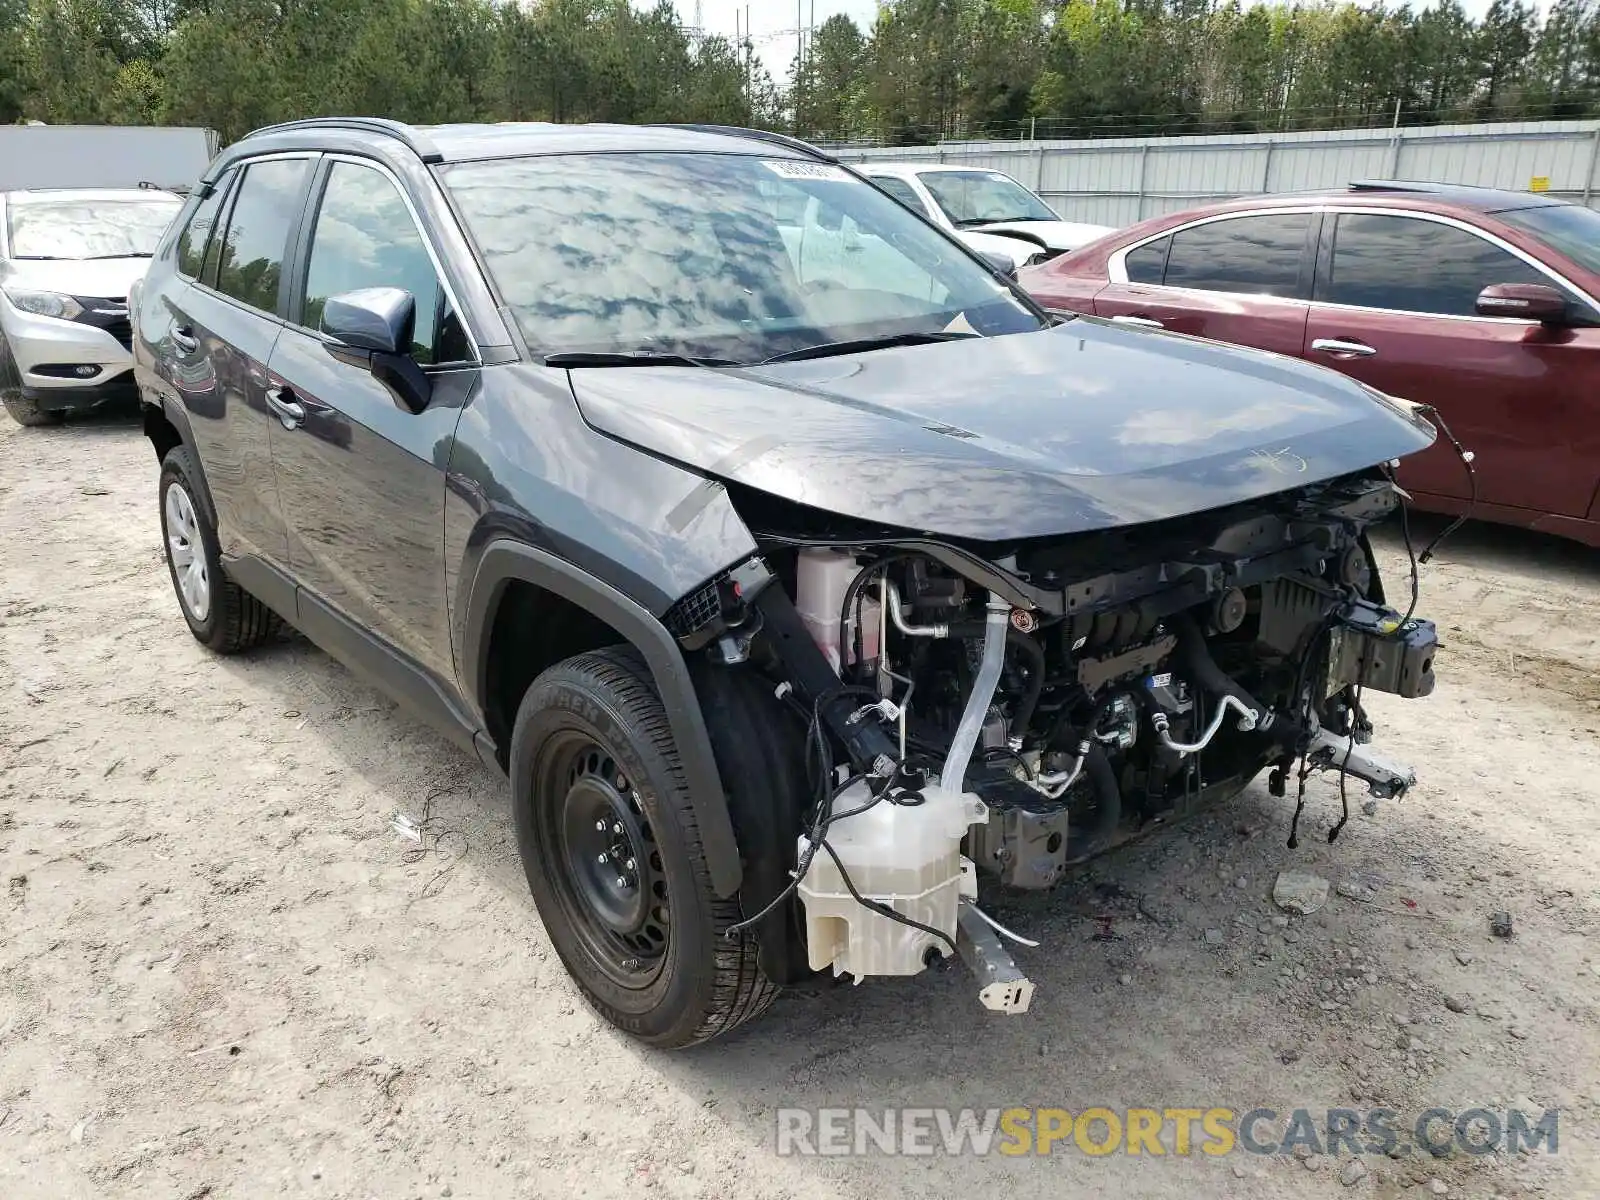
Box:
[1093, 210, 1317, 357]
[1302, 211, 1600, 519]
[263, 156, 476, 687]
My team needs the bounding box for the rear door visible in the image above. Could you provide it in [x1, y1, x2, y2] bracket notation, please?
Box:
[1303, 210, 1600, 518]
[159, 155, 316, 592]
[1095, 210, 1317, 356]
[264, 155, 477, 688]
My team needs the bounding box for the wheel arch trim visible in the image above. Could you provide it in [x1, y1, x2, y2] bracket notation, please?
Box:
[464, 539, 743, 897]
[143, 398, 220, 525]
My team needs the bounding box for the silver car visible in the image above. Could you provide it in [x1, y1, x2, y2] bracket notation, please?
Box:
[0, 187, 183, 426]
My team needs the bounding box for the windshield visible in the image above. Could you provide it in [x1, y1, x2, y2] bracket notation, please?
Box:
[7, 196, 181, 260]
[918, 170, 1058, 227]
[440, 152, 1043, 363]
[1498, 203, 1600, 277]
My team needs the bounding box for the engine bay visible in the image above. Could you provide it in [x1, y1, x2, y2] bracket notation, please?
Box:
[668, 469, 1438, 1013]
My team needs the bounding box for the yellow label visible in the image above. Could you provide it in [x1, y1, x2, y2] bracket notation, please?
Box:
[1530, 175, 1551, 192]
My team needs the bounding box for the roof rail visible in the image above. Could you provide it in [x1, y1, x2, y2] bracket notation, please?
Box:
[242, 117, 443, 164]
[646, 124, 836, 163]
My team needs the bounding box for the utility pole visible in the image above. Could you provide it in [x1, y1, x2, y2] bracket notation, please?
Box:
[796, 0, 804, 133]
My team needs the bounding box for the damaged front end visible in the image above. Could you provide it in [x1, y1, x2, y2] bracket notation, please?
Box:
[666, 468, 1436, 1014]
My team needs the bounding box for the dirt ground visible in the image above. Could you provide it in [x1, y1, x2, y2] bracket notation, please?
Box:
[2, 412, 1597, 1200]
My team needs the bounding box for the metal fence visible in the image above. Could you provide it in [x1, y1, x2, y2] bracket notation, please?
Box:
[829, 120, 1600, 227]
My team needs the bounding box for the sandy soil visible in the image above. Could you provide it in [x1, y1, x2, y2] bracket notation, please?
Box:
[2, 413, 1597, 1200]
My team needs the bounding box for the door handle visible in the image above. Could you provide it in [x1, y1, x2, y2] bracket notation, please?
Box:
[1311, 337, 1377, 359]
[1110, 314, 1164, 329]
[172, 325, 198, 353]
[265, 386, 305, 429]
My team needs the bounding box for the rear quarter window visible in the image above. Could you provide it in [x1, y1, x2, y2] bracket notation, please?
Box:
[1124, 236, 1170, 283]
[176, 171, 234, 280]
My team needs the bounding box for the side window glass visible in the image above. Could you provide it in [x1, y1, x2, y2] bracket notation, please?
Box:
[302, 161, 450, 364]
[871, 176, 931, 219]
[214, 158, 311, 313]
[199, 178, 237, 287]
[1125, 236, 1169, 284]
[1324, 214, 1551, 316]
[177, 170, 233, 280]
[1163, 214, 1310, 297]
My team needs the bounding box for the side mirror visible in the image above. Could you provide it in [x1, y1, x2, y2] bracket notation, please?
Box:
[323, 286, 413, 354]
[979, 249, 1019, 280]
[321, 287, 431, 413]
[1475, 282, 1568, 324]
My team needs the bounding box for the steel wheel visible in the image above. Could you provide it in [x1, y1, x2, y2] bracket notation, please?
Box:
[541, 732, 671, 989]
[164, 481, 211, 622]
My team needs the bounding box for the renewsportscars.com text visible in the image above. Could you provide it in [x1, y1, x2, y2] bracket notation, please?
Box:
[774, 1106, 1560, 1158]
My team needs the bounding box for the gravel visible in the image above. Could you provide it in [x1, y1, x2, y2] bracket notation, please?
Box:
[3, 420, 1595, 1200]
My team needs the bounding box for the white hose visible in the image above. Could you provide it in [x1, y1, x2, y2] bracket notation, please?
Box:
[940, 598, 1010, 794]
[970, 902, 1040, 948]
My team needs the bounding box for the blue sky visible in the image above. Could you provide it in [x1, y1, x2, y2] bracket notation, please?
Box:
[696, 0, 1548, 84]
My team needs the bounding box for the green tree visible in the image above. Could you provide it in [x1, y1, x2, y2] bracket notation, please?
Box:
[0, 0, 28, 123]
[19, 0, 133, 123]
[159, 0, 283, 140]
[1, 0, 1597, 150]
[791, 13, 866, 140]
[1476, 0, 1537, 117]
[1529, 0, 1599, 116]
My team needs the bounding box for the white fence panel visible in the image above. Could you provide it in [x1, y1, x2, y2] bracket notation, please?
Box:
[833, 120, 1600, 228]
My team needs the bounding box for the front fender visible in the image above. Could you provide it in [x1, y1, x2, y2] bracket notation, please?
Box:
[462, 539, 743, 897]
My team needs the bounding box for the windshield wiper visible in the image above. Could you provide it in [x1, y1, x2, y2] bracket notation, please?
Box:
[955, 216, 1044, 227]
[81, 253, 154, 260]
[542, 351, 740, 368]
[758, 331, 980, 364]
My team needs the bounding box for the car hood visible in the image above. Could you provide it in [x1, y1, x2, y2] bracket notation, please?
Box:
[969, 219, 1118, 252]
[0, 256, 151, 300]
[956, 230, 1040, 268]
[566, 318, 1436, 541]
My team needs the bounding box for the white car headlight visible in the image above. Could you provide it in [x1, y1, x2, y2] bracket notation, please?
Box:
[2, 285, 83, 321]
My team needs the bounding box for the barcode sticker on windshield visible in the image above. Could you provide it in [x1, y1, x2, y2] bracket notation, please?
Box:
[761, 159, 851, 182]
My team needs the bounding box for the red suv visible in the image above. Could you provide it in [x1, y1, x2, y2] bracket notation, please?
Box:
[1023, 181, 1600, 547]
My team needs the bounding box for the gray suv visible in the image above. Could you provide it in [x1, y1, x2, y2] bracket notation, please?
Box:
[134, 117, 1438, 1046]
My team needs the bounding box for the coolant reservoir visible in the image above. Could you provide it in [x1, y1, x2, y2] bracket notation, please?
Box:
[795, 549, 880, 674]
[797, 780, 987, 978]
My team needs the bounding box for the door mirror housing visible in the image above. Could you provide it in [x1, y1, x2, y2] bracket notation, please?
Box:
[1475, 282, 1568, 324]
[978, 249, 1019, 279]
[320, 287, 431, 414]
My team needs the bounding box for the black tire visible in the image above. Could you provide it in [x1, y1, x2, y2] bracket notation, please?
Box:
[158, 445, 278, 654]
[510, 647, 778, 1048]
[0, 338, 61, 427]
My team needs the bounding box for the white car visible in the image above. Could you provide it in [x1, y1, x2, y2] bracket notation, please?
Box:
[859, 163, 1116, 271]
[0, 187, 183, 426]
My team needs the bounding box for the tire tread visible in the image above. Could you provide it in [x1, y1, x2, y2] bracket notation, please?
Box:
[523, 647, 778, 1046]
[160, 445, 279, 655]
